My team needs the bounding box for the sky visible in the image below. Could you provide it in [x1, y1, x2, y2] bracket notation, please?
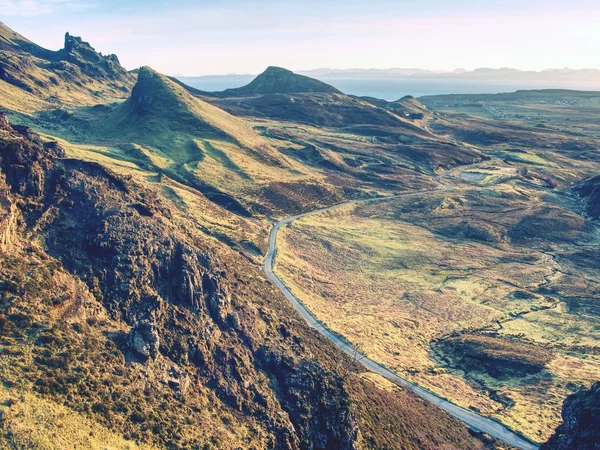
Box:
[1, 0, 599, 75]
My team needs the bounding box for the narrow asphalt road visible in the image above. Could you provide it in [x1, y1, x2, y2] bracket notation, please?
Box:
[261, 166, 540, 450]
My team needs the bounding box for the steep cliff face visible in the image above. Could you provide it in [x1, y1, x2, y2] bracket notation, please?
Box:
[0, 181, 17, 252]
[542, 382, 600, 450]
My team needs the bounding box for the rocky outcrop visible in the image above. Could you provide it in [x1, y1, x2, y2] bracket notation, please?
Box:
[0, 114, 18, 253]
[203, 271, 232, 324]
[257, 348, 361, 450]
[128, 318, 160, 360]
[0, 190, 18, 253]
[0, 23, 134, 103]
[59, 32, 130, 82]
[574, 175, 600, 219]
[436, 334, 554, 379]
[542, 382, 600, 450]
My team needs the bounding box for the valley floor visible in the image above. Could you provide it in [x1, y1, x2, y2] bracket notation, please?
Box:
[275, 158, 600, 443]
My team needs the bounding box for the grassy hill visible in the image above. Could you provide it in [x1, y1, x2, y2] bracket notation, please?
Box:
[220, 66, 342, 96]
[104, 67, 271, 146]
[199, 68, 430, 131]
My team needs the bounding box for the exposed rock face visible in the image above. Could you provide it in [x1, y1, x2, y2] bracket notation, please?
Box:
[203, 271, 232, 324]
[128, 318, 160, 360]
[0, 190, 18, 253]
[574, 175, 600, 219]
[542, 382, 600, 450]
[0, 23, 134, 100]
[257, 349, 360, 450]
[221, 66, 342, 96]
[0, 112, 9, 128]
[59, 32, 130, 81]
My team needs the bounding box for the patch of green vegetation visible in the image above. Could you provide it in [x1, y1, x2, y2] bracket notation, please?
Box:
[202, 141, 250, 179]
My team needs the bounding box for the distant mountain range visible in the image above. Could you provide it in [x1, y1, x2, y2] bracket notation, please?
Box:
[177, 67, 600, 82]
[297, 67, 600, 82]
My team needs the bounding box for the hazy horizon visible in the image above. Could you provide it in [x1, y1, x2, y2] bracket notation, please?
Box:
[176, 66, 600, 78]
[2, 0, 599, 76]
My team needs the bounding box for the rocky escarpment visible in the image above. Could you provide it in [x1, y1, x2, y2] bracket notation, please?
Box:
[542, 382, 600, 450]
[0, 115, 18, 252]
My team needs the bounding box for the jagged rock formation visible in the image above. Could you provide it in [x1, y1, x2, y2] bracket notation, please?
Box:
[0, 182, 17, 253]
[0, 23, 134, 106]
[0, 116, 18, 252]
[60, 32, 130, 81]
[221, 66, 342, 96]
[542, 382, 600, 450]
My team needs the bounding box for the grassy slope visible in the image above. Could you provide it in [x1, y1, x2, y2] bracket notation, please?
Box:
[0, 385, 158, 450]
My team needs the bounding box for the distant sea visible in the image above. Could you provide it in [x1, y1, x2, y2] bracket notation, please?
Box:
[176, 75, 600, 101]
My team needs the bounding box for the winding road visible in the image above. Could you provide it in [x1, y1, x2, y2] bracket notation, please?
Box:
[261, 166, 540, 450]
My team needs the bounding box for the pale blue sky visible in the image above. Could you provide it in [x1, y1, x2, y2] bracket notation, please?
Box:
[1, 0, 599, 75]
